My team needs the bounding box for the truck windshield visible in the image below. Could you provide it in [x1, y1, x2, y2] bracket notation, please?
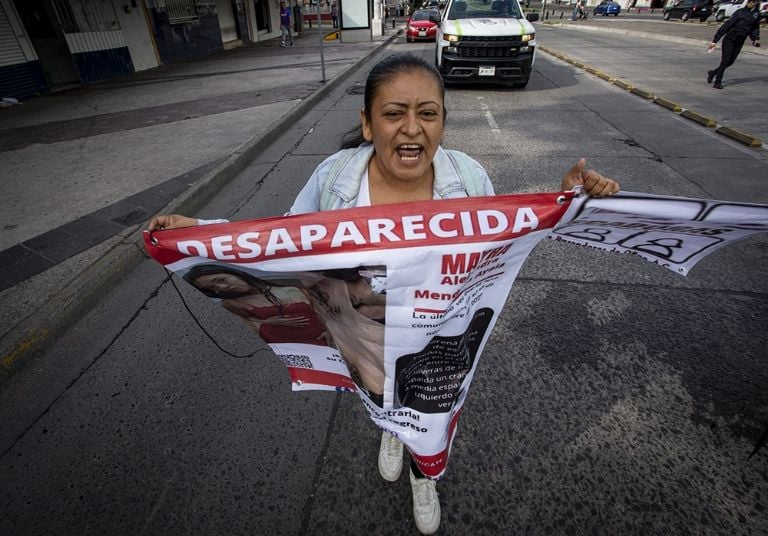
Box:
[447, 0, 523, 19]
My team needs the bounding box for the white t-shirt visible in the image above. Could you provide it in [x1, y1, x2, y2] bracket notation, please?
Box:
[355, 169, 372, 207]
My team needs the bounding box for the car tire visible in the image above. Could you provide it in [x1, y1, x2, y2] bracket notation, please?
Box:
[681, 10, 690, 21]
[663, 11, 671, 20]
[716, 10, 724, 21]
[614, 12, 619, 16]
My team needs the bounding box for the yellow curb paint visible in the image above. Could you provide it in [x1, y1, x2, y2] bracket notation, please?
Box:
[716, 126, 763, 147]
[653, 97, 682, 112]
[596, 71, 615, 82]
[681, 110, 717, 128]
[631, 87, 654, 100]
[613, 79, 634, 90]
[584, 66, 600, 75]
[1, 328, 49, 370]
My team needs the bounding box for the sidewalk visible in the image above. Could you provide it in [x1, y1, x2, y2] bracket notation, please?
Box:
[0, 24, 401, 383]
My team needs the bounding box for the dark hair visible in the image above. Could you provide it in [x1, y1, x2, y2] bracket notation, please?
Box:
[183, 264, 284, 312]
[341, 53, 446, 149]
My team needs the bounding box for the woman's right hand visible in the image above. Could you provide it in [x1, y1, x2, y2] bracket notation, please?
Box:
[147, 214, 198, 231]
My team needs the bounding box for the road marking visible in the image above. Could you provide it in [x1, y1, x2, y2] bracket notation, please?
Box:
[477, 97, 500, 133]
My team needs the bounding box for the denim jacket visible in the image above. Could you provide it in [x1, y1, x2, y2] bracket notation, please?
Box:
[287, 144, 495, 215]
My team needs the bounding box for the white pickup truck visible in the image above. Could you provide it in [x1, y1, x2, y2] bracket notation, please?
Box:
[434, 0, 540, 88]
[715, 0, 767, 20]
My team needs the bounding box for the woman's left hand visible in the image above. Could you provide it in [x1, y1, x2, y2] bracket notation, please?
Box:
[561, 158, 620, 197]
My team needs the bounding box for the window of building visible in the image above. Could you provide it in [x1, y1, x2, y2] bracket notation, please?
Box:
[52, 0, 120, 32]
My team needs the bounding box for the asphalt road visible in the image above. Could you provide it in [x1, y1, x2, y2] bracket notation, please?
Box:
[1, 31, 767, 535]
[537, 21, 768, 143]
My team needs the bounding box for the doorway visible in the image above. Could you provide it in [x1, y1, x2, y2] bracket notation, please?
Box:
[12, 0, 79, 90]
[254, 0, 271, 32]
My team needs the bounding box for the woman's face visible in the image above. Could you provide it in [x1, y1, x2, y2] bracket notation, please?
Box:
[193, 273, 252, 295]
[362, 70, 444, 188]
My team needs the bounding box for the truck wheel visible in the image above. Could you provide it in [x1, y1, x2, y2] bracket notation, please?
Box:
[681, 10, 690, 21]
[663, 11, 671, 20]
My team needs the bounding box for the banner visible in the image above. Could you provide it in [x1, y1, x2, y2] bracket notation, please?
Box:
[552, 192, 768, 275]
[144, 191, 768, 478]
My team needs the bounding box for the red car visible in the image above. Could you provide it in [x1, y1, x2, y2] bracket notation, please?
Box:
[406, 9, 440, 42]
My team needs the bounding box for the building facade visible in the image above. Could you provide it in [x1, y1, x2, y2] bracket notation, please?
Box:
[0, 0, 285, 100]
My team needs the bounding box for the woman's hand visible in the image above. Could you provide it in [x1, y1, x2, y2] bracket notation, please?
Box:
[147, 214, 198, 231]
[318, 330, 333, 346]
[561, 158, 620, 197]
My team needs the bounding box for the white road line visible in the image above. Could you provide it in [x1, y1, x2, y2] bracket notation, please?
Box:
[477, 97, 500, 133]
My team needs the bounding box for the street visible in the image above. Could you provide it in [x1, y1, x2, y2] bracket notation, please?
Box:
[1, 24, 767, 536]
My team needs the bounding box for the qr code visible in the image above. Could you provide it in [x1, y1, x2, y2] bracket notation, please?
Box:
[277, 354, 313, 369]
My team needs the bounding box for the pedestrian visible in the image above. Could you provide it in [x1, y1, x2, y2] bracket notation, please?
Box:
[292, 1, 303, 35]
[707, 0, 760, 89]
[147, 53, 619, 534]
[331, 1, 339, 28]
[279, 0, 293, 46]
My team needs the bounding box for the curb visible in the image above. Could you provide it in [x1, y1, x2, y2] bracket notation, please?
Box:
[716, 126, 763, 147]
[681, 109, 717, 127]
[0, 31, 402, 385]
[538, 46, 763, 149]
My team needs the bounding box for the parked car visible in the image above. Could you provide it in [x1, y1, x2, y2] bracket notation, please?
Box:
[715, 0, 746, 20]
[762, 0, 768, 19]
[663, 0, 714, 21]
[406, 9, 440, 42]
[593, 0, 622, 15]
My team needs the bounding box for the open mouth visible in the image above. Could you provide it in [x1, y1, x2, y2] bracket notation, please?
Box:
[397, 143, 424, 162]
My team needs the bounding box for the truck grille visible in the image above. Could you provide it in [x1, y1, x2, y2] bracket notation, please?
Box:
[457, 36, 526, 58]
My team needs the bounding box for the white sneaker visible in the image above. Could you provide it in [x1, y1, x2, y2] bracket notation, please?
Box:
[377, 431, 403, 481]
[410, 469, 441, 535]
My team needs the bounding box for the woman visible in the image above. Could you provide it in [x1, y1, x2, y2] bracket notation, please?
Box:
[184, 264, 330, 347]
[186, 264, 387, 398]
[298, 271, 386, 398]
[149, 53, 619, 535]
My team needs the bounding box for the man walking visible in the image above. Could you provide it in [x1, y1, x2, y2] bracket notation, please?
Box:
[331, 2, 339, 28]
[707, 0, 760, 89]
[280, 1, 293, 47]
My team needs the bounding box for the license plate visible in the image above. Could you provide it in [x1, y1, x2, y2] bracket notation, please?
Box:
[419, 30, 426, 36]
[479, 66, 495, 76]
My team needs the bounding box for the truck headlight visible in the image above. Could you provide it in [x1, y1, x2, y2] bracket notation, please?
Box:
[442, 33, 460, 42]
[521, 33, 534, 42]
